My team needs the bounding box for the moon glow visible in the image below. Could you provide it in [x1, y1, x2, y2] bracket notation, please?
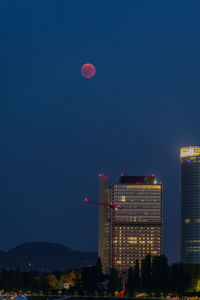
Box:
[81, 63, 96, 79]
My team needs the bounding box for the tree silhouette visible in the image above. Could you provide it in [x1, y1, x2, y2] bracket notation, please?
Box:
[107, 268, 121, 295]
[141, 254, 152, 294]
[152, 255, 168, 293]
[134, 259, 140, 290]
[127, 267, 135, 296]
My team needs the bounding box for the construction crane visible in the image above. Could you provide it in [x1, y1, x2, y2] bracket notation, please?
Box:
[84, 198, 123, 210]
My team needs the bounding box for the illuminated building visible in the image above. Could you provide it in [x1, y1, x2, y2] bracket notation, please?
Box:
[98, 174, 111, 273]
[98, 174, 163, 274]
[180, 146, 200, 263]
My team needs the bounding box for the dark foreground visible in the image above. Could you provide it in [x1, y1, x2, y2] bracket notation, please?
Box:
[27, 297, 164, 300]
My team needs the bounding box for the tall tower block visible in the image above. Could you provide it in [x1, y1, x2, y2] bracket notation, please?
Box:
[180, 146, 200, 263]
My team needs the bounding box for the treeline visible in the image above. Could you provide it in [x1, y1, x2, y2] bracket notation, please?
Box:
[127, 254, 189, 296]
[0, 269, 79, 293]
[0, 255, 200, 296]
[73, 255, 190, 296]
[72, 255, 200, 296]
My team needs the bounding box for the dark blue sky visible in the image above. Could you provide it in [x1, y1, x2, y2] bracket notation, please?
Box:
[0, 0, 200, 263]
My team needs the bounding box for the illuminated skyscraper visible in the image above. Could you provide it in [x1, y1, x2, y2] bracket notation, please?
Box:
[98, 174, 163, 274]
[180, 146, 200, 263]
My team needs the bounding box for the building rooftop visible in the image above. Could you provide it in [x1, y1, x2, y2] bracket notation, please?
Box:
[180, 146, 200, 158]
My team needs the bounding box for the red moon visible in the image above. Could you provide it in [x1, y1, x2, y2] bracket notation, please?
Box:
[81, 63, 96, 78]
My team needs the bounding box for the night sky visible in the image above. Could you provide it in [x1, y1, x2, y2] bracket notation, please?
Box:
[1, 1, 200, 263]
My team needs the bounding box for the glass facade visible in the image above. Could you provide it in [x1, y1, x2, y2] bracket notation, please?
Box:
[180, 147, 200, 263]
[111, 182, 162, 274]
[98, 175, 163, 274]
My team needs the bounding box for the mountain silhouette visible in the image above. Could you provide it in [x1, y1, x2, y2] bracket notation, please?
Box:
[0, 242, 97, 272]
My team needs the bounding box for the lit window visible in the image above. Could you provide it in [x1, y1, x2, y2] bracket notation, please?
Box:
[121, 196, 126, 202]
[185, 218, 191, 224]
[116, 260, 121, 264]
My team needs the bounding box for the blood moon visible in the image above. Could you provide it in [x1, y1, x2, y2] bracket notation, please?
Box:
[81, 63, 96, 79]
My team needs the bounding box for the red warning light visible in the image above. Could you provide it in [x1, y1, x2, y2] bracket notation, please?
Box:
[136, 181, 140, 184]
[160, 181, 162, 185]
[84, 198, 88, 203]
[98, 173, 104, 177]
[121, 173, 124, 177]
[152, 174, 155, 177]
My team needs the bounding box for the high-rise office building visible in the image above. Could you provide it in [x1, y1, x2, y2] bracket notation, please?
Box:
[180, 146, 200, 263]
[98, 174, 163, 274]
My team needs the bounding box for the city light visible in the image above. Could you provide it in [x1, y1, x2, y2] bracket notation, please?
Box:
[180, 146, 200, 158]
